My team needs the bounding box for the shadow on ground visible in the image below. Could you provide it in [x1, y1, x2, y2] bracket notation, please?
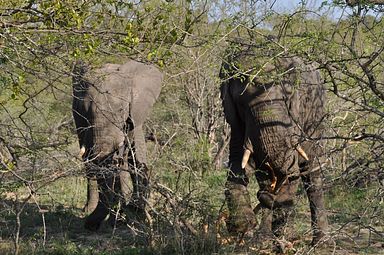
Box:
[1, 198, 383, 255]
[0, 198, 157, 255]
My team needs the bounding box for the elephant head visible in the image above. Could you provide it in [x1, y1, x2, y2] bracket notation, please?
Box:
[220, 41, 328, 244]
[72, 60, 163, 231]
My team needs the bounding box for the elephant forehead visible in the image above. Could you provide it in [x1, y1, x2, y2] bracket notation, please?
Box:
[86, 72, 134, 97]
[96, 63, 121, 73]
[230, 81, 287, 106]
[85, 81, 132, 124]
[91, 91, 131, 115]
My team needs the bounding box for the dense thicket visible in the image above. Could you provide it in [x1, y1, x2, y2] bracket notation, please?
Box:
[0, 1, 383, 254]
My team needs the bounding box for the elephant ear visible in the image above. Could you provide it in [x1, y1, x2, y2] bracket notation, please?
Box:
[220, 82, 238, 126]
[72, 60, 90, 93]
[292, 60, 326, 137]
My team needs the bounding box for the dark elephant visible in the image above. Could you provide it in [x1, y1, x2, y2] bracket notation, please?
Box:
[220, 42, 328, 244]
[72, 60, 163, 231]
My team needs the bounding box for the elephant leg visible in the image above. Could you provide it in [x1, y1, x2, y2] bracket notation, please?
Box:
[254, 168, 273, 237]
[119, 169, 131, 202]
[225, 131, 256, 234]
[107, 171, 125, 227]
[301, 165, 328, 244]
[256, 166, 298, 240]
[225, 182, 256, 235]
[83, 178, 99, 213]
[85, 174, 119, 231]
[127, 162, 149, 209]
[254, 197, 295, 240]
[271, 205, 297, 238]
[225, 140, 257, 233]
[123, 125, 149, 220]
[256, 207, 273, 237]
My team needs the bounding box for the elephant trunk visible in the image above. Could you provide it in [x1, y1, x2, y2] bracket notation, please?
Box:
[248, 98, 299, 178]
[244, 82, 303, 209]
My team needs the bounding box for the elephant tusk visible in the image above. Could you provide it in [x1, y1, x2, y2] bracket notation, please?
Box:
[78, 146, 86, 158]
[241, 149, 251, 169]
[296, 146, 309, 161]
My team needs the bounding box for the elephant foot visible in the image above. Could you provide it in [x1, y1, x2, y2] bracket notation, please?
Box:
[254, 206, 273, 238]
[84, 206, 109, 231]
[122, 203, 151, 238]
[311, 231, 329, 246]
[123, 203, 147, 224]
[225, 183, 257, 235]
[312, 217, 329, 246]
[273, 238, 294, 254]
[107, 208, 126, 228]
[105, 203, 148, 229]
[84, 216, 102, 231]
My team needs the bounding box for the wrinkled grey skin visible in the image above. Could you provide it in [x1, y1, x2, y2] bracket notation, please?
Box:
[220, 55, 328, 244]
[72, 60, 163, 231]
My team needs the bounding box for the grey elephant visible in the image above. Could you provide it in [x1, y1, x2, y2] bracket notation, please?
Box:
[220, 40, 328, 245]
[72, 60, 163, 231]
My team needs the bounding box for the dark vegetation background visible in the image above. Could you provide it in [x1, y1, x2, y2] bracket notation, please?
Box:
[0, 0, 383, 254]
